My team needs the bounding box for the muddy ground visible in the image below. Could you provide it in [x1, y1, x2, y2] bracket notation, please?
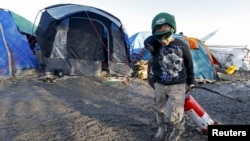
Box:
[0, 70, 250, 141]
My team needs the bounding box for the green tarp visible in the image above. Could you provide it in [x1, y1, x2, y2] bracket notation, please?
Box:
[10, 11, 37, 34]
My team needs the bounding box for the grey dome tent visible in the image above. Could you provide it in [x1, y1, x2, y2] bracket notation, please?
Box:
[35, 4, 130, 77]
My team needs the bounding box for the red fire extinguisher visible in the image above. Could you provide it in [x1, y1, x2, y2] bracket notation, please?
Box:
[184, 86, 243, 135]
[184, 94, 217, 134]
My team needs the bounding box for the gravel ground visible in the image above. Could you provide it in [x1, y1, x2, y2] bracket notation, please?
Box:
[0, 70, 250, 141]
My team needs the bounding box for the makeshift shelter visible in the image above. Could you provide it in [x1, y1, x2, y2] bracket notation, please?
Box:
[35, 4, 130, 77]
[201, 29, 250, 71]
[0, 9, 40, 79]
[207, 45, 250, 71]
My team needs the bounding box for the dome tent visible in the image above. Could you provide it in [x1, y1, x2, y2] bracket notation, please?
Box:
[35, 4, 130, 77]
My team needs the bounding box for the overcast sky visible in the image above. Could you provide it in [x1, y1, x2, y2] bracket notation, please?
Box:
[1, 0, 250, 46]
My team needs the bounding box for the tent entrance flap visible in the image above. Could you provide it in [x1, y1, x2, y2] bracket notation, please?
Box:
[45, 17, 108, 76]
[67, 17, 105, 61]
[67, 17, 106, 76]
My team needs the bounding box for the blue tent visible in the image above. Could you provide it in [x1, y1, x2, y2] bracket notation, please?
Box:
[129, 31, 152, 61]
[174, 34, 218, 82]
[0, 9, 40, 79]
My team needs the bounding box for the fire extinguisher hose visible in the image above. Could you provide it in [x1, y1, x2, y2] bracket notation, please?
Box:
[191, 86, 244, 103]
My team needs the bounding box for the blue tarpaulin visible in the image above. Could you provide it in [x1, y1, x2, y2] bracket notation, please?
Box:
[0, 9, 39, 78]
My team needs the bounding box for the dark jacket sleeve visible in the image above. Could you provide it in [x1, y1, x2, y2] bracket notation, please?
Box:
[144, 35, 161, 56]
[182, 43, 195, 85]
